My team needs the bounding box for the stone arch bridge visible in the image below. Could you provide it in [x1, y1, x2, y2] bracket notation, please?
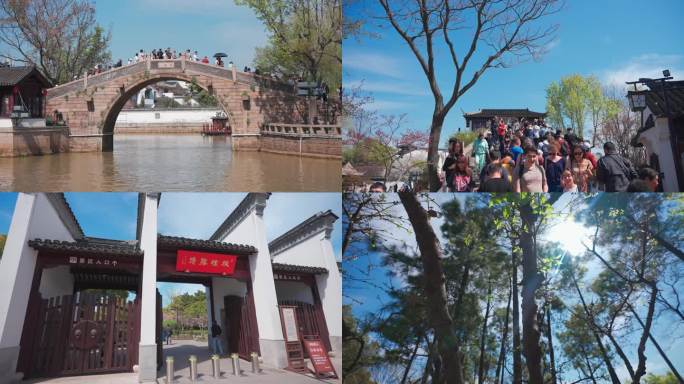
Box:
[46, 59, 339, 154]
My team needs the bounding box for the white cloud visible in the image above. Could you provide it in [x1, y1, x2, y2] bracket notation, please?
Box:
[344, 51, 405, 78]
[602, 53, 684, 88]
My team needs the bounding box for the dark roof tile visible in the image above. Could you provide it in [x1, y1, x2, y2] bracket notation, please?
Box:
[0, 66, 52, 87]
[272, 262, 328, 274]
[28, 238, 142, 257]
[158, 235, 257, 254]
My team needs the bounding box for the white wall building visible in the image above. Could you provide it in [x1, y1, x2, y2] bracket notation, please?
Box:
[0, 193, 340, 383]
[629, 80, 684, 192]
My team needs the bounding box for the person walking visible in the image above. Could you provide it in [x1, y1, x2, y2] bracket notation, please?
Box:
[544, 142, 566, 192]
[638, 167, 660, 192]
[479, 162, 512, 192]
[211, 320, 224, 355]
[596, 142, 638, 192]
[451, 155, 473, 192]
[566, 145, 594, 192]
[472, 132, 489, 175]
[512, 145, 548, 192]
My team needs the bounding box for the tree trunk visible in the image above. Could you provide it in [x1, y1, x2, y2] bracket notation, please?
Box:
[605, 330, 635, 379]
[399, 192, 464, 384]
[427, 114, 445, 192]
[570, 262, 621, 384]
[400, 338, 421, 384]
[629, 305, 684, 383]
[546, 301, 558, 384]
[495, 277, 512, 384]
[478, 282, 493, 384]
[511, 240, 523, 384]
[633, 284, 659, 384]
[519, 202, 544, 384]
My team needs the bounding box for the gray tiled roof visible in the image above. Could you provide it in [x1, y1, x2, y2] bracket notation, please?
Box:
[28, 238, 142, 257]
[0, 66, 51, 87]
[158, 235, 257, 254]
[463, 108, 546, 118]
[272, 262, 328, 274]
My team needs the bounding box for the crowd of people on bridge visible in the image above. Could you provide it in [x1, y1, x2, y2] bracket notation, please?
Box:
[441, 116, 659, 193]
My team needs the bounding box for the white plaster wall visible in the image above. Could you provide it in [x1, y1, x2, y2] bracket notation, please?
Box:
[271, 229, 342, 346]
[640, 113, 678, 192]
[315, 236, 342, 343]
[271, 232, 328, 269]
[0, 193, 74, 350]
[38, 266, 74, 299]
[138, 194, 158, 346]
[274, 281, 314, 305]
[28, 194, 76, 241]
[219, 210, 284, 342]
[115, 109, 221, 124]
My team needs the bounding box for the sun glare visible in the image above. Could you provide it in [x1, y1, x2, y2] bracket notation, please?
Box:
[545, 218, 592, 256]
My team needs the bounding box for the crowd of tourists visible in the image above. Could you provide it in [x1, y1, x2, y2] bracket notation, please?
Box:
[441, 116, 659, 193]
[76, 48, 236, 79]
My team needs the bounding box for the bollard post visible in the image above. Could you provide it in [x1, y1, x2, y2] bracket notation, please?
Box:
[230, 353, 240, 376]
[189, 355, 198, 382]
[211, 354, 221, 378]
[250, 352, 261, 373]
[165, 356, 174, 384]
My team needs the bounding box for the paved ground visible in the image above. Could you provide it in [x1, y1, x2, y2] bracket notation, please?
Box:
[23, 340, 341, 384]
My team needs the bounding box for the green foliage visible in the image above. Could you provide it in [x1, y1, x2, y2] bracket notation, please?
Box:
[164, 290, 207, 330]
[0, 234, 6, 258]
[0, 0, 112, 84]
[545, 74, 615, 139]
[236, 0, 341, 89]
[643, 372, 679, 384]
[343, 305, 378, 383]
[189, 79, 218, 107]
[449, 131, 479, 148]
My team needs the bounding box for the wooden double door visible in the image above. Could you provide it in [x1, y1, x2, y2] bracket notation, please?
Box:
[20, 292, 140, 378]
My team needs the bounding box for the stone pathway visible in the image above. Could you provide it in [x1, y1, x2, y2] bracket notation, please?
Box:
[22, 340, 341, 384]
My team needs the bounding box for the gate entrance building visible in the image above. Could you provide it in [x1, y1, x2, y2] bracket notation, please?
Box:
[0, 193, 341, 383]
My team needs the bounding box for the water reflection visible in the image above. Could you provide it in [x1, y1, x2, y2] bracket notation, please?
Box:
[0, 134, 340, 191]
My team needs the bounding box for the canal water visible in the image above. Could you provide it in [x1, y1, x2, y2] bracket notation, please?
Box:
[0, 135, 340, 191]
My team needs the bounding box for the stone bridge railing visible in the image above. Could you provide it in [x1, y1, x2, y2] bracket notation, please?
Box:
[47, 58, 296, 100]
[261, 123, 341, 138]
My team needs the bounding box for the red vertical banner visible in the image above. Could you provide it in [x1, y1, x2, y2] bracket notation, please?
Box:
[176, 250, 237, 275]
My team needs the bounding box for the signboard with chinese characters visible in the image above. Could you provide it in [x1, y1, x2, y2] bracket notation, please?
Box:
[303, 339, 338, 379]
[176, 250, 237, 276]
[281, 307, 299, 342]
[68, 256, 120, 267]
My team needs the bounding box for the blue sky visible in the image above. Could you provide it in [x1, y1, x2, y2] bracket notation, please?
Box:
[344, 0, 684, 145]
[343, 194, 683, 382]
[0, 192, 341, 306]
[94, 0, 268, 69]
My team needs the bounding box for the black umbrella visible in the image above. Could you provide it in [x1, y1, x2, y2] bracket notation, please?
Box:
[213, 53, 228, 58]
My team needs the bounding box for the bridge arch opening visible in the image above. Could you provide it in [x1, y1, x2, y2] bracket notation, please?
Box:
[101, 75, 231, 151]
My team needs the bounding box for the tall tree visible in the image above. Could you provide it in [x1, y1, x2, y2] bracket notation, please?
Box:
[236, 0, 342, 90]
[377, 0, 561, 191]
[0, 0, 111, 84]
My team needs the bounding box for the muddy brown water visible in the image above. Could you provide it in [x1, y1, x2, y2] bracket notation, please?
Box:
[0, 134, 340, 192]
